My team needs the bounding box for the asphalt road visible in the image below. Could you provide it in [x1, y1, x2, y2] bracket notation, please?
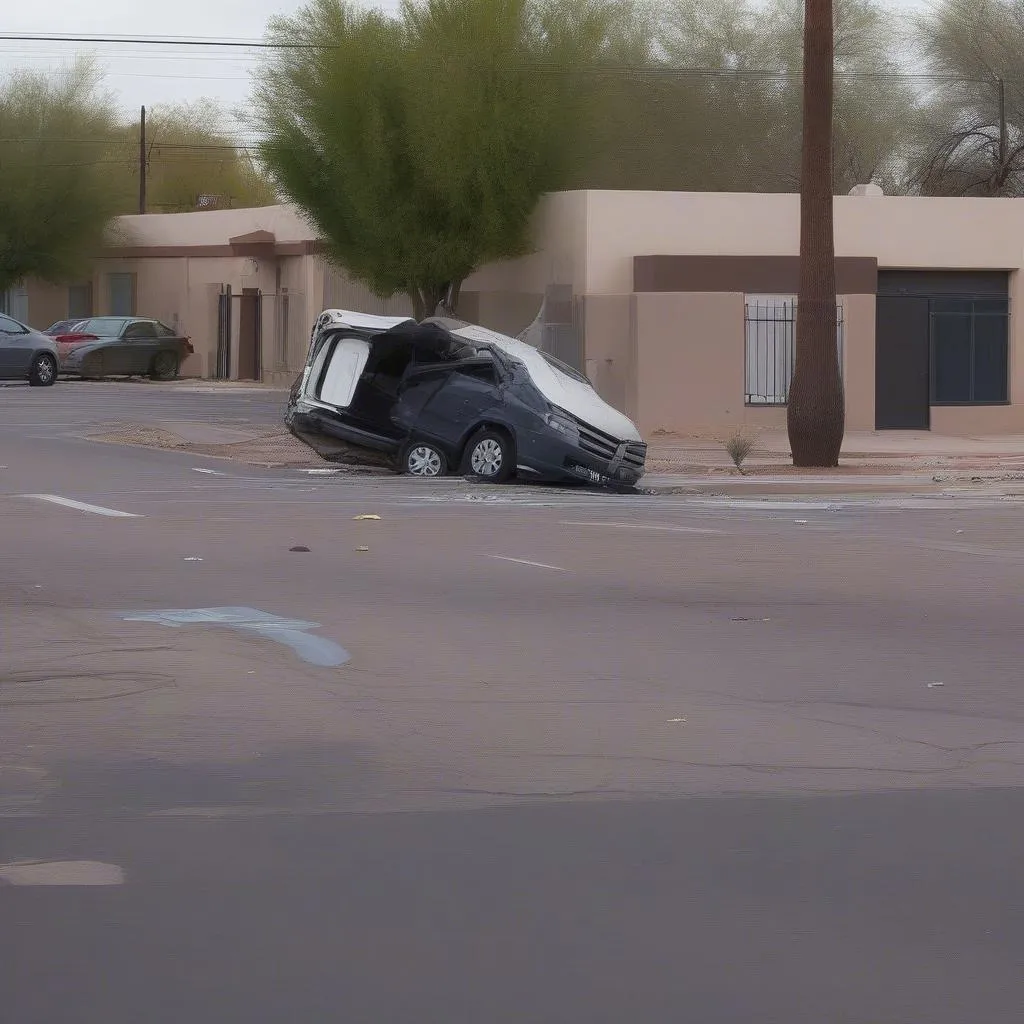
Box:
[2, 381, 1023, 1023]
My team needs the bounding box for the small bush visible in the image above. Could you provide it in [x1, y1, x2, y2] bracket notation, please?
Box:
[724, 435, 755, 472]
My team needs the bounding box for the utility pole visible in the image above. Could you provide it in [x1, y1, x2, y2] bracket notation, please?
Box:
[787, 0, 844, 467]
[139, 105, 147, 215]
[997, 77, 1007, 184]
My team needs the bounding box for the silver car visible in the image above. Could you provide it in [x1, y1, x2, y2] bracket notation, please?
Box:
[0, 313, 59, 387]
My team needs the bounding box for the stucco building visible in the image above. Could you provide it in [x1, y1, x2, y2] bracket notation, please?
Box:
[10, 189, 1024, 436]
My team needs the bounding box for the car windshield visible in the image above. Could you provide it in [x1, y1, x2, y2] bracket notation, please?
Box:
[74, 318, 129, 337]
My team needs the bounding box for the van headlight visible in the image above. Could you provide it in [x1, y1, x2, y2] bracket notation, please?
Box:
[543, 409, 579, 441]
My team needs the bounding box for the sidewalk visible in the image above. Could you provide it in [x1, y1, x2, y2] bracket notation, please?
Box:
[643, 429, 1024, 497]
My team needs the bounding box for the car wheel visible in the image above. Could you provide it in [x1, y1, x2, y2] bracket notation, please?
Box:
[151, 351, 179, 380]
[465, 428, 515, 483]
[28, 353, 57, 387]
[402, 441, 448, 478]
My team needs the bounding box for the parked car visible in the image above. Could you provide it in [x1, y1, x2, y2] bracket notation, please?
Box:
[286, 310, 647, 487]
[57, 317, 194, 379]
[44, 319, 86, 337]
[0, 313, 59, 386]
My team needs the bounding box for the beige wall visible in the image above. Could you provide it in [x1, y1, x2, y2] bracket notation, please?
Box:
[25, 280, 69, 331]
[631, 290, 879, 436]
[841, 292, 876, 432]
[579, 294, 635, 418]
[633, 292, 745, 435]
[114, 205, 317, 248]
[581, 191, 1024, 294]
[463, 192, 589, 297]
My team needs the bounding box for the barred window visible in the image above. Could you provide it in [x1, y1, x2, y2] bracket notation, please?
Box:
[744, 296, 844, 406]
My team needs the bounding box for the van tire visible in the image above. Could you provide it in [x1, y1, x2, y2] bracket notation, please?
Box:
[464, 428, 515, 483]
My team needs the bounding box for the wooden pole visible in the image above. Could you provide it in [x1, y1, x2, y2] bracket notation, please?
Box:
[139, 105, 147, 215]
[787, 0, 844, 467]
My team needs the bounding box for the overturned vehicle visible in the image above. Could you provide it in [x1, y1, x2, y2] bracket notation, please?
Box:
[286, 310, 647, 487]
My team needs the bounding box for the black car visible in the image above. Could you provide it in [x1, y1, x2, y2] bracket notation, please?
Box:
[57, 317, 194, 379]
[0, 313, 60, 386]
[286, 310, 647, 486]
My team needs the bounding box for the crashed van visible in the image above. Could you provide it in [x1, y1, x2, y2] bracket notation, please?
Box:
[286, 310, 647, 487]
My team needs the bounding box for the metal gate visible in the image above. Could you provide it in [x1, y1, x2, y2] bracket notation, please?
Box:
[215, 286, 264, 381]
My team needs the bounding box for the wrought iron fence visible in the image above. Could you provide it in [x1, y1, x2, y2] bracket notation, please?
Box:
[744, 298, 844, 406]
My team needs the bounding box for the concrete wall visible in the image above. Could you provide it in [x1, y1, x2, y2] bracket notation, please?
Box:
[633, 292, 743, 435]
[581, 191, 1024, 294]
[579, 294, 635, 418]
[24, 280, 70, 331]
[841, 292, 875, 432]
[579, 191, 1024, 436]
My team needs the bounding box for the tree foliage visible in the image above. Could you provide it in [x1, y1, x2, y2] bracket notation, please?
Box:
[118, 101, 277, 214]
[0, 60, 123, 294]
[909, 0, 1024, 196]
[577, 0, 914, 194]
[253, 0, 622, 317]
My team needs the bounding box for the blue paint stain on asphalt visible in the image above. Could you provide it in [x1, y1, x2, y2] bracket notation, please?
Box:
[120, 607, 350, 667]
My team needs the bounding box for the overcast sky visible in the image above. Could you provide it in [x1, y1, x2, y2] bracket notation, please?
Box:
[1, 0, 932, 130]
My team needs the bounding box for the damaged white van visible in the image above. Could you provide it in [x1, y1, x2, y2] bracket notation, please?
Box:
[286, 310, 647, 487]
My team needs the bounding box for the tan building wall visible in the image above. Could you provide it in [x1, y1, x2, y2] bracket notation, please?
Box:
[16, 193, 1024, 437]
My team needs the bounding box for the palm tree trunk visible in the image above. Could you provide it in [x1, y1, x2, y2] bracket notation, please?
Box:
[787, 0, 844, 467]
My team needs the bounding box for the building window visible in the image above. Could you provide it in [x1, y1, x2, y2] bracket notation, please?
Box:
[1, 282, 29, 323]
[931, 298, 1009, 404]
[108, 273, 136, 316]
[744, 296, 844, 405]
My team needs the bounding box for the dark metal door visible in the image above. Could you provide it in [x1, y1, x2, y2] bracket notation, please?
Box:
[875, 295, 930, 429]
[237, 289, 261, 380]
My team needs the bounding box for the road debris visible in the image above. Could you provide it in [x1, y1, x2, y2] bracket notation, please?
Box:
[356, 545, 370, 552]
[666, 718, 687, 723]
[353, 514, 382, 521]
[289, 545, 311, 552]
[183, 556, 203, 562]
[927, 681, 945, 688]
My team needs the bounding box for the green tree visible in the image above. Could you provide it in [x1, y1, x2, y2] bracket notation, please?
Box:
[0, 60, 122, 295]
[253, 0, 618, 318]
[910, 0, 1024, 196]
[117, 101, 276, 213]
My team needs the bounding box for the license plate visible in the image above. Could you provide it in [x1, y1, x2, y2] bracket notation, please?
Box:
[572, 464, 604, 484]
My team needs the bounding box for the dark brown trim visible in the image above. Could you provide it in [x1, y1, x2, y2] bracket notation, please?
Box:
[633, 254, 879, 295]
[99, 239, 325, 260]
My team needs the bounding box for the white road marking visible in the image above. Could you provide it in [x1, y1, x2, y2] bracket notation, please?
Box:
[0, 861, 125, 886]
[192, 467, 225, 476]
[487, 555, 572, 572]
[20, 494, 141, 518]
[559, 520, 723, 534]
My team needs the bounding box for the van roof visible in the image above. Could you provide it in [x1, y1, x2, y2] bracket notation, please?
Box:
[318, 309, 416, 332]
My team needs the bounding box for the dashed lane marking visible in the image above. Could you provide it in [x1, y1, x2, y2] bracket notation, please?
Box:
[19, 494, 141, 518]
[487, 555, 572, 572]
[0, 861, 125, 886]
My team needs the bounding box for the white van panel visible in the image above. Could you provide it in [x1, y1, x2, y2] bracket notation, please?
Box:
[319, 337, 371, 409]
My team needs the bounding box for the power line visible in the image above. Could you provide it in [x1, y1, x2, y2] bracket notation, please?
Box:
[0, 32, 301, 48]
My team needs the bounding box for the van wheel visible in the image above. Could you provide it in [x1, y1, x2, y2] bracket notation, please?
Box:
[465, 428, 515, 483]
[402, 441, 448, 477]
